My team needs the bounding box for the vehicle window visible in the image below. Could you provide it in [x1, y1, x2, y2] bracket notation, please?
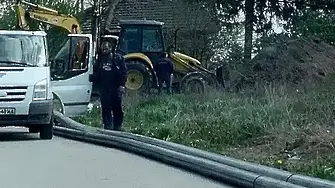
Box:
[119, 27, 141, 53]
[52, 39, 70, 74]
[53, 39, 70, 62]
[142, 27, 164, 52]
[51, 36, 89, 79]
[69, 37, 89, 71]
[0, 38, 22, 62]
[0, 35, 47, 67]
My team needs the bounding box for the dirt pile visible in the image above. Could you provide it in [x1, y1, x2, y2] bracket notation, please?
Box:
[249, 37, 335, 85]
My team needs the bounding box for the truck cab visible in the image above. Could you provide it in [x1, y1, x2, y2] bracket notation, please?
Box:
[0, 30, 53, 140]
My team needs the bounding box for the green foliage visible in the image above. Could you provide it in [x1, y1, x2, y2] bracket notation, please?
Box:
[253, 32, 291, 54]
[192, 0, 335, 32]
[286, 9, 335, 45]
[292, 158, 335, 180]
[187, 0, 335, 63]
[210, 22, 244, 69]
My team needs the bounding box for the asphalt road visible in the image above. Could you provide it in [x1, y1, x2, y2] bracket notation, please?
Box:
[0, 127, 236, 188]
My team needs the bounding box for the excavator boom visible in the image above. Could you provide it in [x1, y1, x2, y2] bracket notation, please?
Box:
[16, 0, 81, 34]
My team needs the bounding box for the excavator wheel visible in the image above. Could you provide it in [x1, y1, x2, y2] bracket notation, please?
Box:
[125, 60, 153, 94]
[180, 73, 206, 94]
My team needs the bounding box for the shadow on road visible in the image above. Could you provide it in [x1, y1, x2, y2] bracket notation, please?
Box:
[0, 127, 40, 142]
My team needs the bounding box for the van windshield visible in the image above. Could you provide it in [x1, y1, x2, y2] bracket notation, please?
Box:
[0, 34, 47, 67]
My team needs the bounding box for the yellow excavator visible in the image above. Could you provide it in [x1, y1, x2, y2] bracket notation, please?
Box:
[15, 0, 222, 98]
[16, 0, 81, 34]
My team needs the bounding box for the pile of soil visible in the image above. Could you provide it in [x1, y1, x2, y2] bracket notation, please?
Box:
[248, 37, 335, 85]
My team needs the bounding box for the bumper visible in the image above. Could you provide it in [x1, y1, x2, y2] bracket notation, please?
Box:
[0, 99, 53, 126]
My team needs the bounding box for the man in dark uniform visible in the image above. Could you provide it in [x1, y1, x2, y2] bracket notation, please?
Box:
[154, 53, 174, 94]
[93, 39, 127, 131]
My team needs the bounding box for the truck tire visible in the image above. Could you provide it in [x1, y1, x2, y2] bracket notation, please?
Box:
[125, 60, 153, 93]
[39, 116, 53, 140]
[52, 95, 64, 127]
[180, 73, 206, 94]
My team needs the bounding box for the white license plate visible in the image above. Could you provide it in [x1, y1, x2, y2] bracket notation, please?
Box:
[0, 108, 15, 115]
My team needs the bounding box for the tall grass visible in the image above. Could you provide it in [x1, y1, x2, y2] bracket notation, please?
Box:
[74, 74, 335, 181]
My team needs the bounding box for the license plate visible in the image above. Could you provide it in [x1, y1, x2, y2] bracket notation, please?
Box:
[0, 108, 15, 115]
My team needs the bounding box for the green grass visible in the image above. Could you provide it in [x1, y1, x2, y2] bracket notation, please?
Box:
[74, 75, 335, 181]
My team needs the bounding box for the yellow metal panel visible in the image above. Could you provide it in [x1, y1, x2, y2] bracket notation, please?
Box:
[16, 2, 81, 34]
[173, 52, 201, 65]
[28, 12, 81, 33]
[16, 6, 29, 30]
[169, 52, 197, 74]
[124, 53, 153, 68]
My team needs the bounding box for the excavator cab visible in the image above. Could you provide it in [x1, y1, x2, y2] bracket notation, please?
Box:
[112, 20, 168, 92]
[117, 20, 166, 62]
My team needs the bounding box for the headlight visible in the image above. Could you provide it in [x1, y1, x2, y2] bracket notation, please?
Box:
[33, 79, 47, 100]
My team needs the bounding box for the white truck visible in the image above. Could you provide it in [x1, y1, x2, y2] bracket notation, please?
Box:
[0, 29, 94, 140]
[0, 30, 53, 139]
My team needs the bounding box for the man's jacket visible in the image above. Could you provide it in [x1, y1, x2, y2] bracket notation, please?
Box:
[154, 57, 174, 81]
[93, 52, 127, 93]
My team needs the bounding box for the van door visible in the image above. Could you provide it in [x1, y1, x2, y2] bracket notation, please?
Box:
[50, 34, 94, 117]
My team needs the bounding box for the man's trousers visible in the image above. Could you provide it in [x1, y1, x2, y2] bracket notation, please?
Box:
[100, 93, 123, 131]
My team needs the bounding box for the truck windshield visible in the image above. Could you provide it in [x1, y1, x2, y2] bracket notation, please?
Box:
[0, 34, 47, 67]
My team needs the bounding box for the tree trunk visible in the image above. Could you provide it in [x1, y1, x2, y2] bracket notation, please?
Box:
[244, 0, 254, 62]
[76, 0, 80, 13]
[104, 0, 122, 32]
[81, 0, 84, 12]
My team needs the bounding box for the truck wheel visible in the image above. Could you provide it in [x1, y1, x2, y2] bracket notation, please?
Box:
[52, 95, 63, 127]
[29, 127, 39, 133]
[53, 95, 64, 114]
[180, 73, 206, 94]
[125, 60, 153, 93]
[39, 116, 53, 140]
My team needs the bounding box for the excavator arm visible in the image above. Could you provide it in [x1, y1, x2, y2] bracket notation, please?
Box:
[15, 0, 81, 34]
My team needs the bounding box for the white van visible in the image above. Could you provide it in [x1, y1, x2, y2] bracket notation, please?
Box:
[0, 30, 53, 140]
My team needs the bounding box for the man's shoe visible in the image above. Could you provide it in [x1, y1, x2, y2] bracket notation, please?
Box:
[103, 125, 113, 130]
[113, 126, 122, 131]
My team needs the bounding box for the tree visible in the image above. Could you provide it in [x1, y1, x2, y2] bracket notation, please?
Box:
[189, 0, 335, 62]
[284, 8, 335, 45]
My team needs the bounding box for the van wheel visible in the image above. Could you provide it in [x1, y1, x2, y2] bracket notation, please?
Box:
[40, 117, 53, 140]
[29, 127, 39, 133]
